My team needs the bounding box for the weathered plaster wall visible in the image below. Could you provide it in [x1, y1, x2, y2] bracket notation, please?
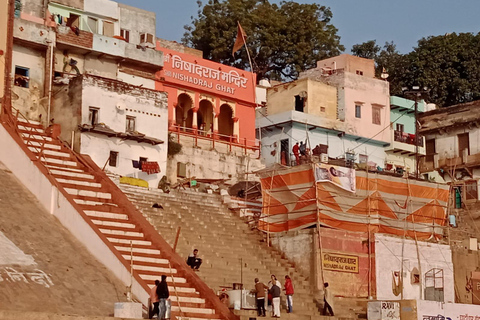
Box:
[118, 3, 155, 45]
[317, 54, 375, 78]
[54, 48, 86, 75]
[11, 44, 46, 121]
[84, 55, 117, 79]
[157, 38, 202, 58]
[22, 0, 45, 18]
[451, 247, 479, 304]
[117, 71, 155, 89]
[266, 78, 337, 119]
[50, 0, 84, 10]
[79, 76, 168, 186]
[375, 234, 454, 303]
[51, 75, 83, 149]
[83, 0, 117, 20]
[167, 146, 264, 184]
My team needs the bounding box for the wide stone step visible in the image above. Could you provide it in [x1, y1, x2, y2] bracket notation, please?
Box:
[65, 187, 111, 199]
[51, 169, 95, 180]
[40, 156, 77, 167]
[58, 178, 102, 188]
[85, 210, 128, 220]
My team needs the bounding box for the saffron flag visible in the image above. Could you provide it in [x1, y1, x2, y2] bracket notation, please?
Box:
[232, 22, 247, 56]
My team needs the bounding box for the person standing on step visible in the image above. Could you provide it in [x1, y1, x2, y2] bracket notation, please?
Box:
[156, 275, 170, 320]
[187, 249, 202, 271]
[269, 275, 281, 318]
[284, 275, 294, 313]
[323, 282, 334, 316]
[150, 279, 160, 319]
[251, 278, 268, 317]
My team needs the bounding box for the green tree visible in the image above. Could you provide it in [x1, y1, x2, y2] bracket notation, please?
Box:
[183, 0, 344, 80]
[352, 34, 480, 107]
[406, 33, 480, 107]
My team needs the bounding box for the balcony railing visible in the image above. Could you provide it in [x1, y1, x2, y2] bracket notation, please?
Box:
[394, 130, 423, 147]
[169, 125, 260, 158]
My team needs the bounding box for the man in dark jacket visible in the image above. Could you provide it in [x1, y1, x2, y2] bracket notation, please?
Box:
[156, 275, 170, 320]
[187, 249, 202, 270]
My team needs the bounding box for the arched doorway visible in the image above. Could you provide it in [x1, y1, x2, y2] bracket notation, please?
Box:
[218, 104, 234, 139]
[198, 100, 214, 135]
[176, 93, 193, 130]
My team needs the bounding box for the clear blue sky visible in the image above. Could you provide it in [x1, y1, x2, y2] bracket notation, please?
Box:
[117, 0, 480, 54]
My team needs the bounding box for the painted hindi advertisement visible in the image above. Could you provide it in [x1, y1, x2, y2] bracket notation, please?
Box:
[322, 252, 359, 273]
[158, 46, 256, 103]
[368, 301, 400, 320]
[314, 163, 356, 192]
[417, 300, 480, 320]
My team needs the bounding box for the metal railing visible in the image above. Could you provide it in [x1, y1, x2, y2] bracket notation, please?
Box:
[170, 125, 261, 157]
[394, 130, 424, 147]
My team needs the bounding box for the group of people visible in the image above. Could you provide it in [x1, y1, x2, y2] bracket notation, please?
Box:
[251, 275, 294, 317]
[291, 141, 310, 165]
[149, 275, 170, 319]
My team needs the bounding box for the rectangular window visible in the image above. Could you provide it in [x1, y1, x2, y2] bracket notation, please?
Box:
[140, 33, 154, 44]
[120, 29, 130, 42]
[294, 95, 305, 112]
[458, 133, 470, 157]
[396, 123, 404, 132]
[356, 70, 363, 76]
[87, 17, 98, 33]
[126, 116, 136, 132]
[102, 21, 114, 37]
[109, 151, 118, 167]
[465, 180, 478, 201]
[320, 107, 326, 112]
[426, 139, 436, 163]
[66, 14, 80, 28]
[372, 106, 381, 125]
[88, 107, 99, 126]
[355, 104, 361, 118]
[14, 66, 29, 88]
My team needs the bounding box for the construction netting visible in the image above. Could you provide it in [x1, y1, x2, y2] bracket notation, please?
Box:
[258, 163, 450, 240]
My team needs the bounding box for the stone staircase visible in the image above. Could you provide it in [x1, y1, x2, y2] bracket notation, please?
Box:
[116, 184, 343, 319]
[3, 115, 236, 320]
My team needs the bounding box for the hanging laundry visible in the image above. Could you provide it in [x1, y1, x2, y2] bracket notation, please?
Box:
[141, 162, 160, 175]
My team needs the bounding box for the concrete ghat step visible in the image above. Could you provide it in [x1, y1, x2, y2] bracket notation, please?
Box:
[22, 133, 52, 141]
[85, 210, 128, 220]
[167, 286, 197, 293]
[171, 306, 215, 315]
[51, 169, 94, 180]
[92, 219, 136, 229]
[74, 199, 117, 206]
[107, 237, 151, 246]
[28, 140, 62, 150]
[18, 118, 42, 126]
[64, 188, 111, 199]
[133, 264, 176, 273]
[45, 164, 85, 173]
[170, 295, 205, 304]
[140, 274, 187, 284]
[40, 156, 76, 166]
[57, 178, 101, 188]
[100, 229, 143, 237]
[115, 246, 160, 255]
[121, 255, 168, 264]
[27, 147, 71, 158]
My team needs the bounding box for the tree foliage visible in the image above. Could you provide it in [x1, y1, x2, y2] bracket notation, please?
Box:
[183, 0, 344, 81]
[352, 33, 480, 107]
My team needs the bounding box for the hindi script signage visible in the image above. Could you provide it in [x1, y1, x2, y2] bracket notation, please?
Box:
[322, 252, 359, 273]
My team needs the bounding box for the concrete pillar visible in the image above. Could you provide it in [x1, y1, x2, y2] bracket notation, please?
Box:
[233, 116, 239, 142]
[192, 107, 198, 129]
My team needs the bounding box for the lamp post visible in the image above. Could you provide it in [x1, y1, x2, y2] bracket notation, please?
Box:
[402, 86, 429, 179]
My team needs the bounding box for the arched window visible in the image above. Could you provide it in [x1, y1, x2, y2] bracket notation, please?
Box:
[198, 100, 214, 135]
[218, 104, 234, 139]
[176, 93, 193, 130]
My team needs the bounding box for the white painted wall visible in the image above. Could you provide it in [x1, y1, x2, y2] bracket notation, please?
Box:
[11, 44, 46, 121]
[416, 299, 480, 319]
[84, 0, 118, 20]
[375, 234, 454, 303]
[117, 71, 155, 89]
[0, 124, 148, 305]
[80, 77, 168, 186]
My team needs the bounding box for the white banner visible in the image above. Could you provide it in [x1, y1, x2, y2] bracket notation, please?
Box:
[314, 163, 356, 192]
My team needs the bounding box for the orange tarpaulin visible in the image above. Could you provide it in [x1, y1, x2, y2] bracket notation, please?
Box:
[259, 164, 449, 240]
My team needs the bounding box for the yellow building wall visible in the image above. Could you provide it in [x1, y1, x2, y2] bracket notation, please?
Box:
[266, 78, 337, 119]
[0, 0, 8, 100]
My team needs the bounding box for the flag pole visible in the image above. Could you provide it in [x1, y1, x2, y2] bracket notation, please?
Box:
[235, 21, 257, 104]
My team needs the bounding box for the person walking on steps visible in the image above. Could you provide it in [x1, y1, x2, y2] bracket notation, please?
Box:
[284, 275, 294, 313]
[156, 275, 170, 320]
[150, 279, 160, 319]
[187, 249, 202, 271]
[251, 278, 268, 317]
[323, 282, 334, 316]
[269, 275, 281, 318]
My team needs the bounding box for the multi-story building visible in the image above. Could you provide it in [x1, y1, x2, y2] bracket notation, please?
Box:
[385, 96, 426, 174]
[257, 54, 391, 168]
[156, 39, 263, 183]
[0, 0, 9, 105]
[10, 0, 168, 186]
